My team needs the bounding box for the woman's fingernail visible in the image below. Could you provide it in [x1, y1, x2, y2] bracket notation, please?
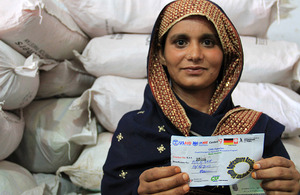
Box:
[175, 167, 181, 173]
[182, 173, 189, 181]
[251, 172, 256, 179]
[183, 184, 190, 192]
[253, 163, 261, 169]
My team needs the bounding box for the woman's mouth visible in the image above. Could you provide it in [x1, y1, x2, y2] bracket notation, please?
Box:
[182, 66, 207, 74]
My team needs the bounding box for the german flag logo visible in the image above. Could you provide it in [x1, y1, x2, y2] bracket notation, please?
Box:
[224, 138, 238, 145]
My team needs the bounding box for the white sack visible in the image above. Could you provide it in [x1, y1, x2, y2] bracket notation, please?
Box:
[282, 136, 300, 172]
[0, 107, 24, 160]
[33, 173, 83, 195]
[71, 76, 147, 132]
[10, 98, 97, 173]
[240, 36, 300, 88]
[0, 0, 89, 60]
[37, 59, 96, 99]
[75, 34, 149, 78]
[0, 161, 38, 194]
[22, 183, 52, 195]
[60, 0, 290, 38]
[57, 132, 113, 191]
[232, 82, 300, 138]
[292, 61, 300, 92]
[212, 0, 292, 37]
[0, 41, 40, 110]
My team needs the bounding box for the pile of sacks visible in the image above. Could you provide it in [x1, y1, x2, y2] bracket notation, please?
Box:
[0, 0, 300, 194]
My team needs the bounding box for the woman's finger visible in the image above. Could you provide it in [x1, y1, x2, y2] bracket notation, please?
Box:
[141, 166, 182, 182]
[252, 157, 300, 181]
[264, 191, 296, 195]
[149, 172, 189, 192]
[138, 166, 190, 194]
[261, 179, 300, 193]
[252, 166, 296, 180]
[251, 156, 300, 194]
[254, 156, 295, 170]
[154, 184, 190, 195]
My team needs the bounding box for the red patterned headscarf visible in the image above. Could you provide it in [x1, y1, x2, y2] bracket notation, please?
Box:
[147, 0, 261, 136]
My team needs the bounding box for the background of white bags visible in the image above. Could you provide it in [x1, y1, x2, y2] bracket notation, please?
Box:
[0, 0, 300, 194]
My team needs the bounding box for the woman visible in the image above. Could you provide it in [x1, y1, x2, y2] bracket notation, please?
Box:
[101, 0, 300, 194]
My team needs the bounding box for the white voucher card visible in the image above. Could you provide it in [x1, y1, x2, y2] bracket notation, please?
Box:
[171, 133, 264, 187]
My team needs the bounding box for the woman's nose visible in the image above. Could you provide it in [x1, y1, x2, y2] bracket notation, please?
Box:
[186, 43, 203, 62]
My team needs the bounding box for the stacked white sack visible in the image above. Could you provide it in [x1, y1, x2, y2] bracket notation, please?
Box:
[36, 58, 96, 99]
[74, 34, 150, 78]
[232, 82, 300, 138]
[33, 173, 85, 194]
[292, 62, 300, 93]
[0, 0, 89, 60]
[0, 160, 48, 195]
[0, 107, 24, 160]
[57, 132, 113, 192]
[240, 36, 300, 90]
[9, 98, 97, 173]
[75, 34, 300, 90]
[281, 136, 300, 172]
[74, 76, 300, 138]
[0, 41, 40, 110]
[71, 76, 147, 132]
[60, 0, 291, 38]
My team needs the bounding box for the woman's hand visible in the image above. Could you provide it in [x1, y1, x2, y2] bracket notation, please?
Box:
[138, 166, 190, 195]
[252, 156, 300, 194]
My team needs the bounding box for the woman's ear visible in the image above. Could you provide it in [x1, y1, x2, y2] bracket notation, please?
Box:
[158, 49, 166, 66]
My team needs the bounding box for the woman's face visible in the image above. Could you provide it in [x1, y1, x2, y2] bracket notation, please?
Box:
[160, 16, 223, 92]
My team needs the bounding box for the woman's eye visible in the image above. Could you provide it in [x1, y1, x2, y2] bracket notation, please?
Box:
[175, 39, 187, 47]
[203, 39, 214, 47]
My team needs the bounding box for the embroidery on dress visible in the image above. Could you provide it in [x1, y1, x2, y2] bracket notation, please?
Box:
[116, 133, 124, 142]
[157, 144, 166, 153]
[119, 170, 128, 179]
[158, 125, 166, 132]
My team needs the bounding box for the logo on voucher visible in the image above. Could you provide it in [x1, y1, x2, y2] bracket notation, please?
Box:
[224, 138, 239, 145]
[172, 139, 208, 146]
[227, 157, 254, 179]
[211, 175, 220, 182]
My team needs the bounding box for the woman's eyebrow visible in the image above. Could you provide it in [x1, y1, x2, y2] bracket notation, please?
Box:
[202, 33, 221, 45]
[169, 33, 219, 40]
[168, 33, 189, 41]
[201, 33, 219, 40]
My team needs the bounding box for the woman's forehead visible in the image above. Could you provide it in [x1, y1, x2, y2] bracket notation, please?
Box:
[167, 15, 218, 35]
